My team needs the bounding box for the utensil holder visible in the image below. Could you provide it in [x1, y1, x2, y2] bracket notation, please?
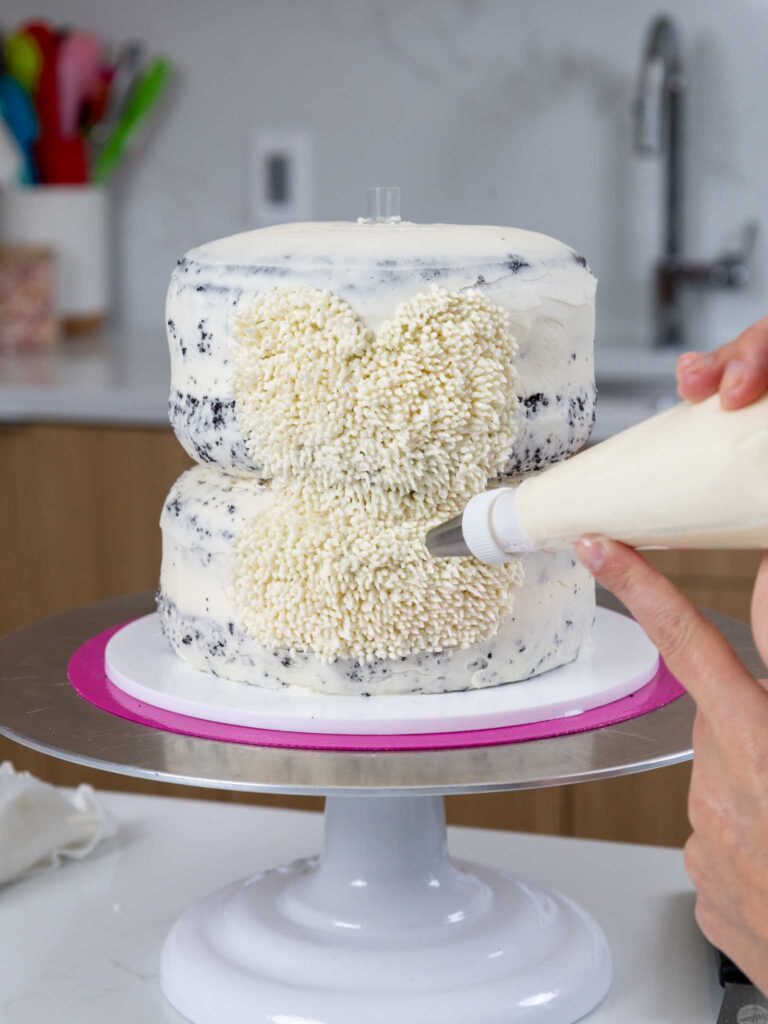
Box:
[0, 185, 111, 332]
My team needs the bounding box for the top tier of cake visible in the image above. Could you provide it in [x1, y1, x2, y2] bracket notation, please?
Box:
[166, 221, 596, 478]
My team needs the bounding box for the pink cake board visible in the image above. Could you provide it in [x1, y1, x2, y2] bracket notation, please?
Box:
[67, 621, 685, 753]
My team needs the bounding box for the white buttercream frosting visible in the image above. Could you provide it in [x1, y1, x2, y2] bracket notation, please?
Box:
[232, 285, 519, 508]
[233, 490, 523, 662]
[230, 283, 522, 661]
[186, 220, 581, 269]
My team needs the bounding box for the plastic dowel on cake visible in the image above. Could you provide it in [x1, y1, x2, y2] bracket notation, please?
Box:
[427, 392, 768, 563]
[159, 194, 598, 694]
[360, 184, 402, 224]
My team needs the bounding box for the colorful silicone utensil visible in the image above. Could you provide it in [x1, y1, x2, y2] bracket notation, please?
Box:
[93, 56, 171, 182]
[92, 40, 144, 145]
[22, 21, 59, 153]
[0, 74, 39, 182]
[34, 134, 88, 184]
[57, 30, 103, 136]
[82, 66, 114, 130]
[5, 30, 43, 93]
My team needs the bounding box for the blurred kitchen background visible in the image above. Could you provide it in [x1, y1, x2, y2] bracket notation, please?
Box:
[1, 0, 765, 845]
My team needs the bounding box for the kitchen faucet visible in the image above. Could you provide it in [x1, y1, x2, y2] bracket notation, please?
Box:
[633, 14, 757, 348]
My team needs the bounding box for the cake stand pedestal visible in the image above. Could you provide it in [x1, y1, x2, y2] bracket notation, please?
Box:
[162, 794, 610, 1024]
[1, 592, 760, 1024]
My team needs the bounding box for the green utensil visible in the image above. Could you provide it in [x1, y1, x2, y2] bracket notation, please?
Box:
[5, 31, 43, 93]
[93, 56, 171, 183]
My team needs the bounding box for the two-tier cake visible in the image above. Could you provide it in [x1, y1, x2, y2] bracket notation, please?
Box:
[158, 218, 596, 695]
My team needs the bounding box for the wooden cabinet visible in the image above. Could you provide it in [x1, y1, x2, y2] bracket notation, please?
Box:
[0, 424, 761, 843]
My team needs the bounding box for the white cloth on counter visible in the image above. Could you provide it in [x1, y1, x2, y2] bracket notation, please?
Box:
[0, 762, 116, 888]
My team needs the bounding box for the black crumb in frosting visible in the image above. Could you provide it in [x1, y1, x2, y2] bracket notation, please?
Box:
[169, 389, 261, 473]
[502, 386, 596, 475]
[506, 255, 531, 273]
[523, 393, 549, 414]
[247, 264, 291, 277]
[197, 319, 213, 354]
[210, 398, 225, 428]
[166, 317, 188, 357]
[566, 394, 586, 427]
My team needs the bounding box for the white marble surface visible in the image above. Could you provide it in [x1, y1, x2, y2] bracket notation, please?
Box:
[0, 789, 719, 1023]
[0, 330, 679, 440]
[0, 331, 168, 427]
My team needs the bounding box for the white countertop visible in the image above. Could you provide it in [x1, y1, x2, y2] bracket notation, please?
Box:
[0, 790, 718, 1023]
[0, 331, 169, 427]
[0, 332, 682, 440]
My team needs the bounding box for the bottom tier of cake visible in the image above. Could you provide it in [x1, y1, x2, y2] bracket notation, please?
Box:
[159, 467, 595, 696]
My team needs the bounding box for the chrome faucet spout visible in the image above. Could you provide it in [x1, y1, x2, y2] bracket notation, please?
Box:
[633, 15, 756, 349]
[634, 16, 684, 158]
[634, 15, 686, 345]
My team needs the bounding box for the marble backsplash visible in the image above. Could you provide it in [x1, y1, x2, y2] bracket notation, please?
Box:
[2, 0, 766, 355]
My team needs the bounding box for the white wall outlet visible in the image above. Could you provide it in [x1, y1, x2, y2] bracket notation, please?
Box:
[250, 128, 314, 226]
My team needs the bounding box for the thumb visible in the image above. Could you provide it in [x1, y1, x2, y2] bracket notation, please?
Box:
[574, 536, 758, 721]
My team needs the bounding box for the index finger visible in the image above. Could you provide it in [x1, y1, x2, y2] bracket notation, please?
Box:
[574, 537, 760, 722]
[677, 318, 768, 409]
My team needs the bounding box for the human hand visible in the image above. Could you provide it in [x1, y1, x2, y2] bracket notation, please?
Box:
[677, 316, 768, 410]
[577, 319, 768, 974]
[574, 536, 768, 990]
[575, 315, 768, 985]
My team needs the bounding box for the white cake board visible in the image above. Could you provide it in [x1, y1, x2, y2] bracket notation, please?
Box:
[105, 608, 659, 736]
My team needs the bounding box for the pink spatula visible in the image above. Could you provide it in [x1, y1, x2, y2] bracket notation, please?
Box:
[57, 30, 103, 137]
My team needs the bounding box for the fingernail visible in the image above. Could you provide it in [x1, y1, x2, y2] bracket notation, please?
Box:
[574, 537, 608, 572]
[682, 352, 718, 376]
[677, 351, 701, 371]
[722, 358, 746, 393]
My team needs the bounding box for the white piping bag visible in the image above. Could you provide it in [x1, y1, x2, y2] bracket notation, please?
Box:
[426, 393, 768, 564]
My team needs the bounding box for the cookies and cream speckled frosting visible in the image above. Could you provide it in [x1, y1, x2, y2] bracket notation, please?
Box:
[165, 221, 596, 477]
[159, 466, 594, 695]
[159, 218, 597, 694]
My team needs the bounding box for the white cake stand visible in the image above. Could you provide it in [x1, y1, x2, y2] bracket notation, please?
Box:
[2, 592, 754, 1024]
